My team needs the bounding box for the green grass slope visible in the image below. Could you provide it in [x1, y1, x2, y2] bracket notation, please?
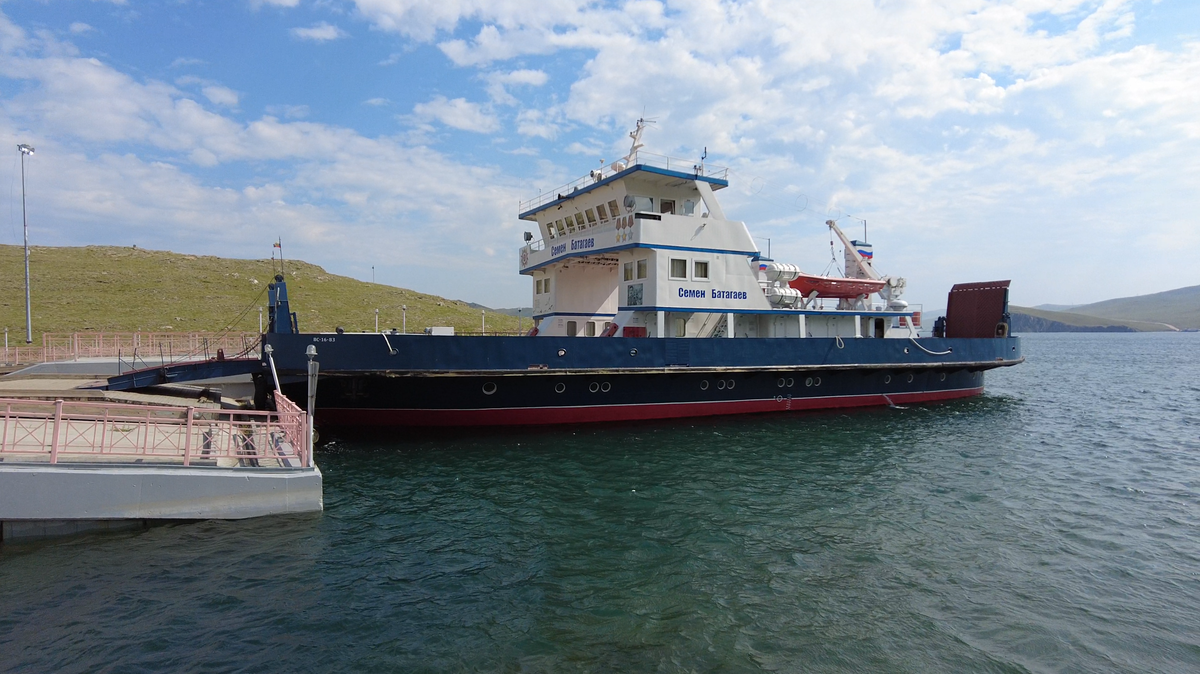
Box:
[1010, 305, 1174, 332]
[0, 245, 521, 335]
[1065, 285, 1200, 330]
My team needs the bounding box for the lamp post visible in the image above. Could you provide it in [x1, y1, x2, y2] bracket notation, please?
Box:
[305, 344, 318, 468]
[402, 305, 407, 334]
[18, 143, 34, 344]
[482, 309, 486, 334]
[375, 308, 379, 333]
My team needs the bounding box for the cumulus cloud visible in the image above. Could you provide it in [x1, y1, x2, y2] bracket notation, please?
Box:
[411, 96, 499, 133]
[485, 68, 548, 105]
[290, 22, 347, 42]
[202, 85, 239, 107]
[68, 22, 93, 35]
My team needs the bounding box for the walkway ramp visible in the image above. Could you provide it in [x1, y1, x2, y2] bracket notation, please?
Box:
[100, 358, 262, 392]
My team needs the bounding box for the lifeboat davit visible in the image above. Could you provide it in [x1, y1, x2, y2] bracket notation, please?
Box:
[788, 272, 887, 299]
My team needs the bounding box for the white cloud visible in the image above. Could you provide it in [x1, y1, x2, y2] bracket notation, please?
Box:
[253, 0, 301, 7]
[170, 57, 204, 68]
[202, 85, 239, 107]
[411, 95, 498, 133]
[363, 97, 390, 106]
[290, 22, 347, 42]
[484, 68, 547, 105]
[68, 22, 93, 35]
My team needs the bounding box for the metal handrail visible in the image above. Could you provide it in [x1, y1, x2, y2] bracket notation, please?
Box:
[0, 396, 310, 469]
[2, 331, 261, 367]
[519, 153, 730, 213]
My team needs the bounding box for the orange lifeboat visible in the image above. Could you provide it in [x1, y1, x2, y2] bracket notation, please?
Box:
[788, 272, 887, 299]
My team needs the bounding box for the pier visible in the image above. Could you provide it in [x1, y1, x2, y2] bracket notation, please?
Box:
[0, 389, 320, 542]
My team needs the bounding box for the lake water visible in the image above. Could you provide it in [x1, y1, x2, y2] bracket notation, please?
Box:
[2, 333, 1198, 672]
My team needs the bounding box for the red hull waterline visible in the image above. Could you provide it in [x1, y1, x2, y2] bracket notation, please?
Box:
[317, 386, 985, 427]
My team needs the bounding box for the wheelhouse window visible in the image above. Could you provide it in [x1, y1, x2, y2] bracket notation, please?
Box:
[555, 220, 566, 237]
[585, 208, 597, 225]
[574, 213, 587, 229]
[694, 260, 709, 280]
[536, 279, 543, 293]
[673, 317, 686, 336]
[596, 203, 609, 221]
[670, 258, 687, 279]
[623, 262, 633, 281]
[608, 200, 621, 218]
[660, 199, 675, 215]
[636, 259, 647, 279]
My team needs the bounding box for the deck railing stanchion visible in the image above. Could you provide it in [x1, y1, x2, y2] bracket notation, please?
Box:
[183, 406, 194, 466]
[50, 399, 63, 464]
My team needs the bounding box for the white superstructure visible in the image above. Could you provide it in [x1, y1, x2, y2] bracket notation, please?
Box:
[517, 121, 919, 339]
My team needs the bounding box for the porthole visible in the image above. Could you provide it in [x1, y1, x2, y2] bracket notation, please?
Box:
[907, 373, 914, 383]
[814, 377, 822, 387]
[786, 378, 794, 388]
[727, 379, 735, 390]
[884, 374, 891, 384]
[777, 378, 786, 388]
[557, 348, 566, 357]
[805, 377, 814, 387]
[482, 381, 497, 396]
[700, 380, 709, 390]
[555, 382, 566, 394]
[717, 380, 727, 390]
[940, 372, 946, 381]
[601, 382, 611, 392]
[629, 348, 638, 356]
[904, 347, 909, 354]
[589, 381, 600, 393]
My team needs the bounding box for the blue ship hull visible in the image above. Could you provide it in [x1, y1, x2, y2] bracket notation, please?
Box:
[260, 333, 1023, 427]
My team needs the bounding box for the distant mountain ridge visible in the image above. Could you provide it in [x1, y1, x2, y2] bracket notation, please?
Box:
[1009, 284, 1199, 333]
[1064, 285, 1200, 330]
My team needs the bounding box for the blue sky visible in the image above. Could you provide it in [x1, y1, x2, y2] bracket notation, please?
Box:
[1, 0, 1197, 310]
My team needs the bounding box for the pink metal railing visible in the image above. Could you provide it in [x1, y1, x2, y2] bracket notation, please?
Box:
[0, 396, 311, 469]
[2, 331, 261, 367]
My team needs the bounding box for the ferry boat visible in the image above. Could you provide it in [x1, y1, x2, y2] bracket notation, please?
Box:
[258, 121, 1023, 427]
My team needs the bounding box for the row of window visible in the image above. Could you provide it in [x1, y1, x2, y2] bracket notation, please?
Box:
[547, 199, 623, 240]
[565, 320, 613, 337]
[671, 258, 709, 280]
[622, 258, 710, 283]
[535, 278, 552, 294]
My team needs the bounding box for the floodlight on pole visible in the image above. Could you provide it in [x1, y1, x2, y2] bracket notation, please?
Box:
[18, 144, 34, 344]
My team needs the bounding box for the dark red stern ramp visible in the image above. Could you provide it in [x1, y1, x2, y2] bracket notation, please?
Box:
[946, 280, 1011, 339]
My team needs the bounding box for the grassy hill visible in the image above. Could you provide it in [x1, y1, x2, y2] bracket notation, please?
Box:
[0, 245, 522, 335]
[1009, 305, 1175, 332]
[1065, 285, 1200, 330]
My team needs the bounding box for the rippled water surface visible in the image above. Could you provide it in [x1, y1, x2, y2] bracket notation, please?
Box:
[3, 333, 1199, 672]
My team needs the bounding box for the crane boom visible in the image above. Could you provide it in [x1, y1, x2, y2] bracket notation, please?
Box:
[827, 219, 881, 281]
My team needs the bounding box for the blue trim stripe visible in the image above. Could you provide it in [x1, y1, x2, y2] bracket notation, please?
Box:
[533, 312, 618, 320]
[617, 306, 912, 317]
[521, 242, 758, 274]
[519, 164, 729, 220]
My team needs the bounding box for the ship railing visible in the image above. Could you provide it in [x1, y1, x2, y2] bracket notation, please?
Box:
[1, 331, 261, 367]
[0, 396, 311, 469]
[519, 153, 730, 213]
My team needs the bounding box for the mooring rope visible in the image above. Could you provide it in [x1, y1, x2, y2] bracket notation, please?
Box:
[909, 338, 952, 356]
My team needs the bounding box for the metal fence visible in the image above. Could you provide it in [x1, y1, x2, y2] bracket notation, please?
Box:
[2, 331, 261, 367]
[0, 393, 310, 469]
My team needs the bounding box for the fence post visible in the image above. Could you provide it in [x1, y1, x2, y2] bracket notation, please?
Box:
[50, 399, 64, 464]
[183, 406, 194, 466]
